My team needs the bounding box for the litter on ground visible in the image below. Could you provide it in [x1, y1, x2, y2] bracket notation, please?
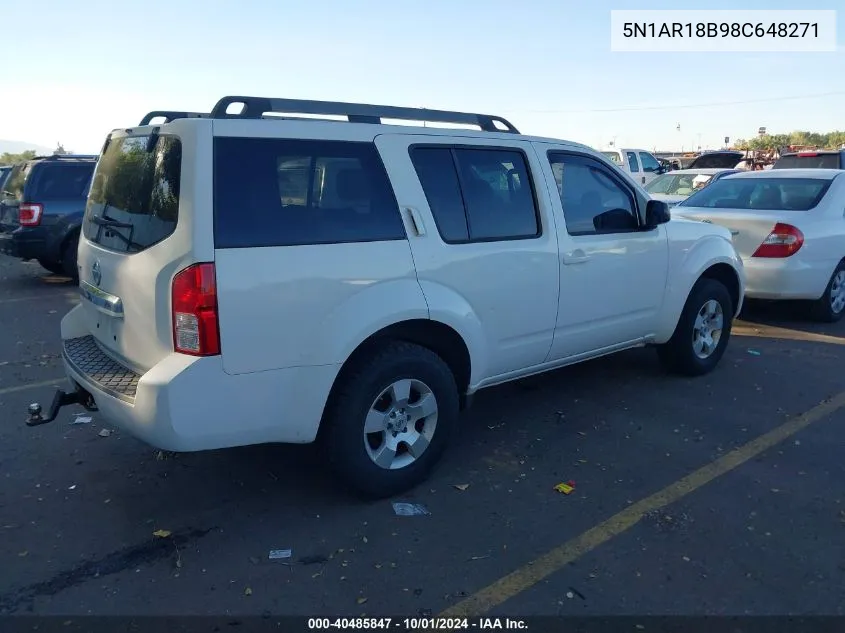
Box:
[554, 481, 576, 495]
[269, 549, 292, 560]
[392, 502, 431, 516]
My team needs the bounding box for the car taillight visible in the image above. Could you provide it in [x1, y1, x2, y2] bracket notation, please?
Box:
[19, 203, 43, 226]
[797, 152, 818, 157]
[752, 223, 804, 258]
[171, 263, 220, 356]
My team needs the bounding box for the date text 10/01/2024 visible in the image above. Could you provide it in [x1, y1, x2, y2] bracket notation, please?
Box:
[308, 618, 528, 630]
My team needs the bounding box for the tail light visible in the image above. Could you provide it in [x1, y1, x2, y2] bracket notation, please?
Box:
[752, 223, 804, 258]
[797, 152, 818, 157]
[19, 203, 44, 226]
[171, 263, 220, 356]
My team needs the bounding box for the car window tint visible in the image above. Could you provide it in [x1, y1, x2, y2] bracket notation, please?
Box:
[32, 164, 94, 200]
[410, 147, 469, 242]
[626, 152, 640, 172]
[83, 135, 182, 252]
[214, 138, 405, 248]
[549, 153, 639, 235]
[452, 148, 539, 241]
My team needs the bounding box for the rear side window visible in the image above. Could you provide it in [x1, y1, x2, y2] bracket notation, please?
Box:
[83, 134, 182, 253]
[213, 138, 405, 248]
[2, 162, 31, 201]
[626, 152, 640, 172]
[774, 154, 842, 169]
[410, 146, 540, 243]
[29, 163, 94, 200]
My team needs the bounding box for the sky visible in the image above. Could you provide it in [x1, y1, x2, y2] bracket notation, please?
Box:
[1, 0, 843, 154]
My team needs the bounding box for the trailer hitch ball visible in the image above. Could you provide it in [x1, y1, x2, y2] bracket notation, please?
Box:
[28, 403, 44, 424]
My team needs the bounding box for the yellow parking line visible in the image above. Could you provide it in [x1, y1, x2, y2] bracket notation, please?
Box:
[0, 378, 65, 396]
[439, 389, 845, 617]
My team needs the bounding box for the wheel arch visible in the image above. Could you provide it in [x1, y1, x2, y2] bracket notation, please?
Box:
[317, 318, 473, 440]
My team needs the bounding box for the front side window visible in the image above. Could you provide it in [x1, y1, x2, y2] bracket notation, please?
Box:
[214, 138, 404, 248]
[549, 152, 639, 235]
[640, 152, 661, 173]
[83, 134, 182, 253]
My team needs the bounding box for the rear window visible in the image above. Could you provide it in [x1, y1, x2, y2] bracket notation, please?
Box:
[29, 163, 94, 200]
[82, 134, 182, 253]
[601, 151, 621, 165]
[687, 153, 743, 169]
[213, 138, 405, 248]
[678, 177, 833, 211]
[773, 153, 842, 169]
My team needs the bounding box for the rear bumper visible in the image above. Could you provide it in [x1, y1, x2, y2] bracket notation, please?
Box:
[0, 227, 48, 260]
[743, 256, 833, 301]
[59, 304, 340, 451]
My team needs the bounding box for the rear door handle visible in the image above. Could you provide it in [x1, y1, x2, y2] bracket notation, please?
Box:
[563, 250, 590, 265]
[406, 207, 426, 236]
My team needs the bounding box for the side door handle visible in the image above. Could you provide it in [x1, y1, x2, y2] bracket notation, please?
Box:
[405, 207, 426, 236]
[562, 250, 590, 265]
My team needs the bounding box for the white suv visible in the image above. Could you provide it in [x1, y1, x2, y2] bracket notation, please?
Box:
[28, 96, 745, 498]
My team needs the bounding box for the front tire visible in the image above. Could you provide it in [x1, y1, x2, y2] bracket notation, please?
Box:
[810, 261, 845, 323]
[657, 278, 733, 377]
[61, 234, 79, 281]
[322, 341, 460, 499]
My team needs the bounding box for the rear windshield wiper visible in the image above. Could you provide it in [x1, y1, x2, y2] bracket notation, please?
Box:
[90, 208, 142, 252]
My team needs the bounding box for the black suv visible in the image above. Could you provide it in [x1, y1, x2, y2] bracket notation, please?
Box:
[0, 154, 98, 279]
[772, 150, 845, 170]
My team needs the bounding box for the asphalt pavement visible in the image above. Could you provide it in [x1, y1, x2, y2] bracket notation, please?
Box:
[1, 254, 844, 617]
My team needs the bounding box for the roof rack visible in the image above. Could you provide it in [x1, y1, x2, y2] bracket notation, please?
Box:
[209, 96, 520, 134]
[138, 111, 210, 126]
[31, 154, 99, 161]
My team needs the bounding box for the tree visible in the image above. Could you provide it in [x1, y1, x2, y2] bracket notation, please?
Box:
[733, 130, 845, 150]
[0, 149, 37, 165]
[53, 143, 69, 155]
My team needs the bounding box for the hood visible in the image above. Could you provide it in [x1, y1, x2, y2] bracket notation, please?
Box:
[650, 193, 688, 206]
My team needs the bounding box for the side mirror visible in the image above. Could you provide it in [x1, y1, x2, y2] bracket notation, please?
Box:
[645, 199, 671, 228]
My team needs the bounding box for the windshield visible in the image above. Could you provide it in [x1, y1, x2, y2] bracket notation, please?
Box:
[678, 177, 832, 211]
[601, 151, 621, 164]
[774, 153, 841, 169]
[82, 134, 182, 253]
[646, 172, 713, 195]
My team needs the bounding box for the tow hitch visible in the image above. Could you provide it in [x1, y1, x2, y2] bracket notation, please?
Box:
[27, 386, 98, 427]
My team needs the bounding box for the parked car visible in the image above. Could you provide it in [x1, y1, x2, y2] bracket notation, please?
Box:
[0, 154, 98, 278]
[600, 148, 667, 186]
[674, 169, 845, 322]
[685, 151, 745, 170]
[645, 168, 740, 207]
[772, 150, 845, 170]
[29, 96, 744, 498]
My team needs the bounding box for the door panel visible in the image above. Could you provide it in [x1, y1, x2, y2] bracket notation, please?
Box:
[375, 134, 560, 380]
[540, 148, 669, 360]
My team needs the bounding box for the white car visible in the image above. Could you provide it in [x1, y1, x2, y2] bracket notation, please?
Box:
[645, 168, 740, 207]
[674, 169, 845, 321]
[28, 96, 744, 498]
[600, 148, 666, 186]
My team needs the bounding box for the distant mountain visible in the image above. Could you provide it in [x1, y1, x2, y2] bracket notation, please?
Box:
[0, 139, 54, 156]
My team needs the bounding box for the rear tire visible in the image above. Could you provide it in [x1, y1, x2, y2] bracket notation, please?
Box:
[61, 234, 79, 281]
[38, 258, 64, 275]
[810, 261, 845, 323]
[656, 278, 733, 377]
[322, 341, 460, 499]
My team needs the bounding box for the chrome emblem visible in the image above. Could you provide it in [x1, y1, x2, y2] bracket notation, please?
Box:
[91, 259, 102, 287]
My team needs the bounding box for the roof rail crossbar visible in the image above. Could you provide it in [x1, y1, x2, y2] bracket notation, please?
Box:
[209, 96, 520, 133]
[139, 111, 209, 126]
